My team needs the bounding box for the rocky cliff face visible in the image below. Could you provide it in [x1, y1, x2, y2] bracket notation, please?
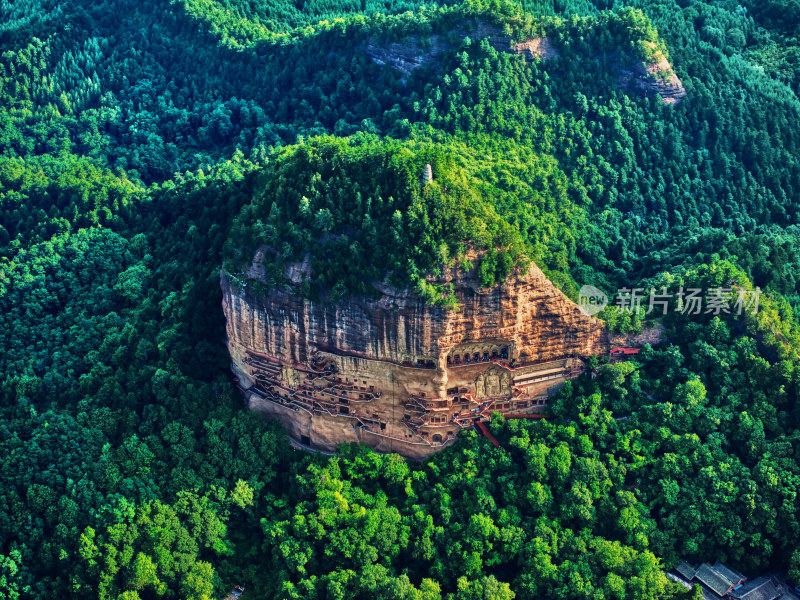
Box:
[363, 22, 516, 76]
[617, 55, 687, 104]
[363, 23, 558, 76]
[364, 22, 685, 104]
[222, 256, 607, 458]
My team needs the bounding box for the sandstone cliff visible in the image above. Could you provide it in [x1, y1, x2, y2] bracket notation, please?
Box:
[617, 55, 687, 104]
[222, 256, 607, 458]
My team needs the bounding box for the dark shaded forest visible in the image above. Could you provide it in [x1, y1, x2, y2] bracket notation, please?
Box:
[2, 0, 800, 598]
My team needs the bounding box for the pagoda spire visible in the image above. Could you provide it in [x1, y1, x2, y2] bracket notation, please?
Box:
[422, 163, 433, 184]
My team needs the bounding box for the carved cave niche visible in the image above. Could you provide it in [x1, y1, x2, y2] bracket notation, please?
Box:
[474, 367, 513, 399]
[447, 341, 513, 366]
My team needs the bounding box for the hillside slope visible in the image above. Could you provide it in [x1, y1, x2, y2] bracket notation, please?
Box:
[2, 0, 800, 598]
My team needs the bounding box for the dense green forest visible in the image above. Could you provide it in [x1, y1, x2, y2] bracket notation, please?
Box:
[2, 0, 800, 597]
[222, 136, 572, 304]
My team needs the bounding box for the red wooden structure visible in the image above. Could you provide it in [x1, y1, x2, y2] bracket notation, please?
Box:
[610, 347, 640, 355]
[475, 421, 501, 448]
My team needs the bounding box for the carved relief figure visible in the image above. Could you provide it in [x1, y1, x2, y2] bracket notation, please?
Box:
[500, 372, 511, 395]
[282, 365, 299, 387]
[486, 369, 500, 397]
[475, 374, 486, 398]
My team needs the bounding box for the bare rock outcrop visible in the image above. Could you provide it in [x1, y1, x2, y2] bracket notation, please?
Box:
[222, 257, 608, 458]
[511, 37, 561, 61]
[364, 22, 685, 104]
[363, 22, 516, 75]
[363, 23, 559, 76]
[618, 51, 687, 104]
[364, 34, 454, 76]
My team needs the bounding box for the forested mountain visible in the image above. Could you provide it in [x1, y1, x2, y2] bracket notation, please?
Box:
[2, 0, 800, 598]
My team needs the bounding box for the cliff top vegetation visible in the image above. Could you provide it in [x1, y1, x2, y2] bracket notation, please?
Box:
[224, 136, 563, 306]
